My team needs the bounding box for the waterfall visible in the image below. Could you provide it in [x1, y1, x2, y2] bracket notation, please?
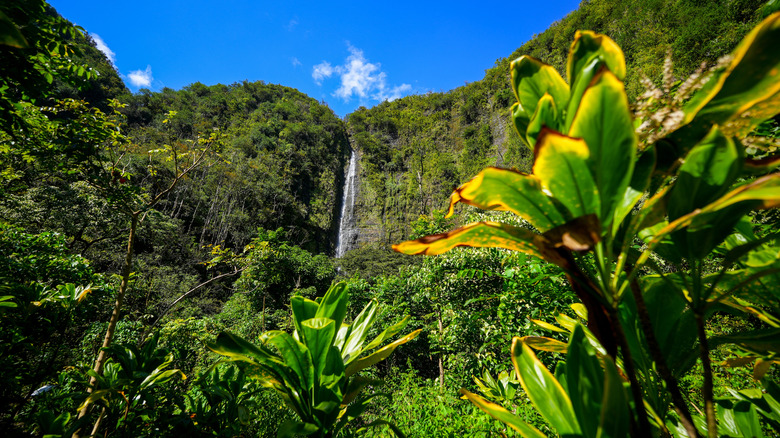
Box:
[335, 149, 358, 258]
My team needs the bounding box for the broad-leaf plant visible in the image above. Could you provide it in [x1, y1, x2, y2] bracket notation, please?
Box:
[208, 282, 421, 437]
[395, 11, 780, 438]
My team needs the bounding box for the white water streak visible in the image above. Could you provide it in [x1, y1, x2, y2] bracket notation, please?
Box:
[335, 149, 358, 257]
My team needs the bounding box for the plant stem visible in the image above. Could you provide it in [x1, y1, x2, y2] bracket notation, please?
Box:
[74, 213, 137, 437]
[695, 311, 716, 438]
[626, 272, 700, 437]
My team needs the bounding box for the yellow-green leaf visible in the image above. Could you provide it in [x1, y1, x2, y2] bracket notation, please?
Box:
[565, 31, 626, 131]
[511, 337, 581, 436]
[567, 30, 626, 86]
[681, 12, 780, 138]
[511, 55, 570, 135]
[446, 167, 567, 232]
[522, 336, 568, 354]
[392, 221, 570, 268]
[526, 93, 559, 147]
[534, 129, 599, 219]
[512, 102, 532, 146]
[345, 329, 420, 377]
[569, 69, 636, 232]
[460, 389, 547, 438]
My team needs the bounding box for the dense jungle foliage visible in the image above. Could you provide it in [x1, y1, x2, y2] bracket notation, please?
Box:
[1, 0, 779, 436]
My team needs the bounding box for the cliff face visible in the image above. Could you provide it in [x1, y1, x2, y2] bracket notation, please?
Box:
[338, 0, 768, 251]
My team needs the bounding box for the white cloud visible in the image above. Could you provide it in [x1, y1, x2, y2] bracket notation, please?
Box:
[91, 33, 116, 65]
[312, 61, 334, 84]
[291, 57, 302, 67]
[127, 65, 153, 88]
[285, 19, 298, 31]
[313, 45, 411, 103]
[379, 83, 413, 102]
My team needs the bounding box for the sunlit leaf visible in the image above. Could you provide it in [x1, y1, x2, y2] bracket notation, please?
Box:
[533, 129, 599, 219]
[566, 325, 604, 438]
[526, 93, 560, 147]
[460, 389, 547, 438]
[565, 31, 626, 131]
[568, 69, 636, 231]
[511, 56, 570, 127]
[446, 167, 567, 232]
[522, 336, 568, 354]
[680, 12, 780, 139]
[511, 337, 581, 436]
[393, 221, 550, 260]
[344, 329, 421, 377]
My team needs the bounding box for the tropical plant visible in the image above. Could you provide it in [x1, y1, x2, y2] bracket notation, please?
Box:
[184, 365, 256, 437]
[208, 281, 421, 437]
[76, 333, 186, 436]
[395, 11, 780, 438]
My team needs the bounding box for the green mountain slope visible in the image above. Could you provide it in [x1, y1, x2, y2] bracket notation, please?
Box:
[344, 0, 770, 248]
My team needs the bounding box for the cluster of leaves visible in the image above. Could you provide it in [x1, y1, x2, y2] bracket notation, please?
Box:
[397, 9, 780, 438]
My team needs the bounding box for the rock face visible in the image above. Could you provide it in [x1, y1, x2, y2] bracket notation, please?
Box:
[335, 148, 360, 257]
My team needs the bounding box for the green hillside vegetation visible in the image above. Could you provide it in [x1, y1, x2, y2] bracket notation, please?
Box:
[1, 0, 779, 436]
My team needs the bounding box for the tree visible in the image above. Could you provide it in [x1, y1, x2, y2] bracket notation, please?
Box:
[75, 111, 220, 436]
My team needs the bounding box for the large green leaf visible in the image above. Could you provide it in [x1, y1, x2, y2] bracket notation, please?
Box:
[715, 399, 764, 438]
[512, 102, 532, 146]
[565, 31, 626, 131]
[613, 146, 656, 239]
[526, 93, 560, 147]
[567, 30, 626, 87]
[668, 127, 744, 258]
[511, 336, 582, 436]
[344, 329, 421, 377]
[394, 221, 539, 256]
[680, 12, 780, 139]
[446, 167, 567, 231]
[708, 328, 780, 356]
[637, 173, 780, 269]
[640, 276, 698, 376]
[340, 300, 378, 364]
[534, 129, 599, 219]
[363, 315, 411, 352]
[264, 331, 314, 392]
[598, 356, 631, 438]
[315, 282, 348, 329]
[566, 325, 604, 438]
[731, 381, 780, 429]
[301, 318, 337, 381]
[460, 389, 547, 438]
[511, 56, 570, 133]
[292, 296, 319, 338]
[568, 69, 636, 232]
[208, 331, 277, 364]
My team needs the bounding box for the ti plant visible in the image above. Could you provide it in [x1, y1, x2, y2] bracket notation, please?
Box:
[395, 11, 780, 438]
[207, 282, 421, 438]
[77, 333, 186, 436]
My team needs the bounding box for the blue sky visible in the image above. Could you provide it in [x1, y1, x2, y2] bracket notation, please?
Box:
[49, 1, 581, 117]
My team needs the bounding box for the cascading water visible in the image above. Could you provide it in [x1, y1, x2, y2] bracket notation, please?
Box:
[335, 149, 358, 258]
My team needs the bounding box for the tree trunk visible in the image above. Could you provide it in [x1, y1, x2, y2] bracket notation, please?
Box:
[437, 316, 444, 388]
[74, 213, 138, 435]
